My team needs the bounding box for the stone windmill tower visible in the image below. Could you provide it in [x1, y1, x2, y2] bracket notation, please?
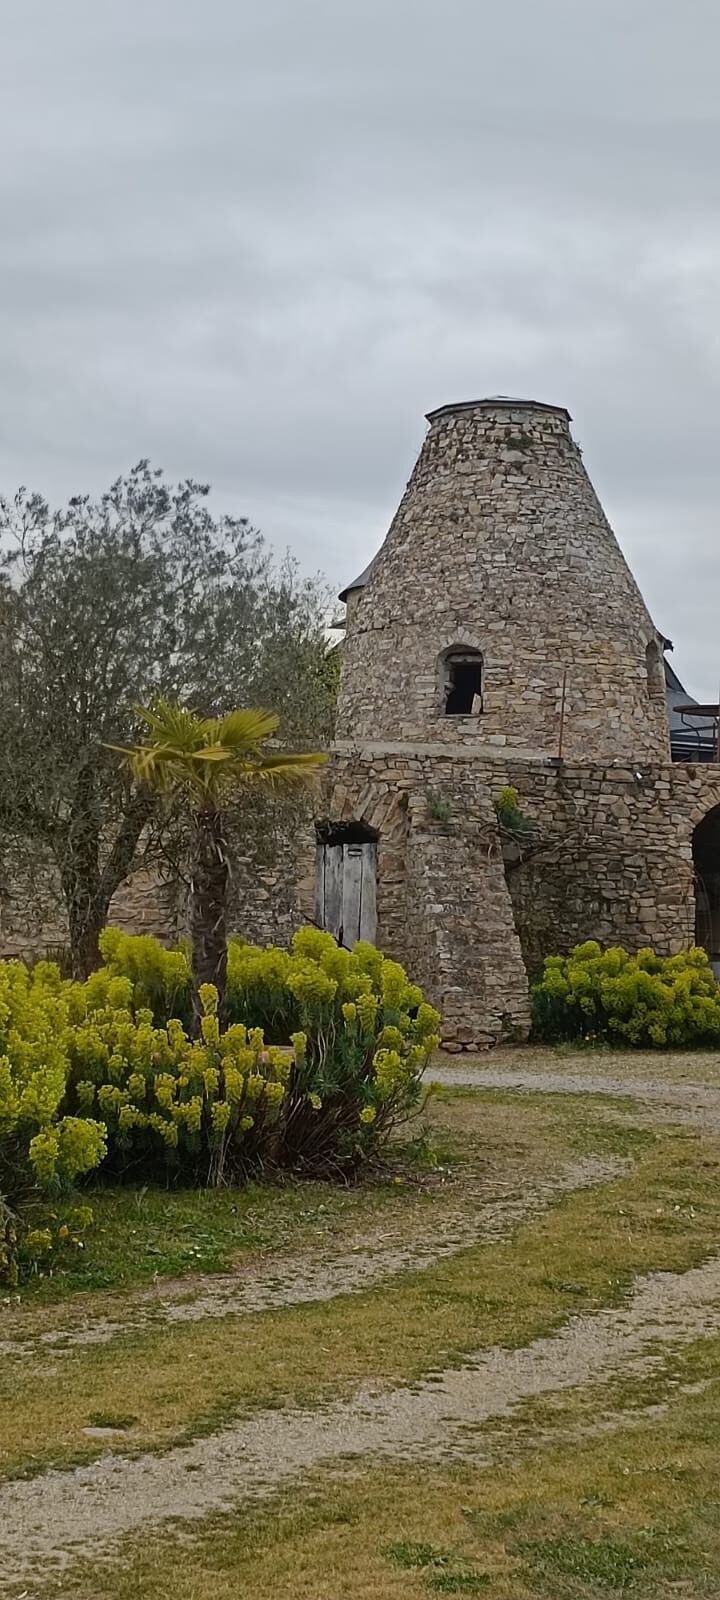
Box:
[337, 399, 670, 763]
[309, 398, 675, 1047]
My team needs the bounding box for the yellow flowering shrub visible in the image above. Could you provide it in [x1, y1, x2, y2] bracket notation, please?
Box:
[0, 961, 107, 1191]
[0, 961, 107, 1283]
[62, 984, 294, 1185]
[1, 926, 441, 1267]
[103, 924, 441, 1173]
[88, 926, 441, 1173]
[531, 941, 720, 1047]
[99, 927, 193, 1027]
[267, 929, 440, 1173]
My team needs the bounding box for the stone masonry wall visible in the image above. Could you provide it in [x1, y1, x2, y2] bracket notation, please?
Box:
[3, 747, 718, 1049]
[336, 400, 670, 763]
[0, 844, 303, 964]
[403, 802, 531, 1046]
[316, 744, 720, 1042]
[501, 757, 720, 977]
[302, 751, 532, 1043]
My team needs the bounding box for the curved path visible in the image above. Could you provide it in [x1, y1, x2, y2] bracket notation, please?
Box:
[0, 1153, 621, 1360]
[433, 1058, 720, 1132]
[3, 1251, 720, 1586]
[5, 1050, 720, 1593]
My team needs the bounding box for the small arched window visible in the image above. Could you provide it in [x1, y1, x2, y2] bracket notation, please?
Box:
[645, 639, 665, 702]
[440, 647, 483, 716]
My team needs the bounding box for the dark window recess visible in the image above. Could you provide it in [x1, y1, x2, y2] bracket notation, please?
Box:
[694, 805, 720, 971]
[444, 655, 483, 716]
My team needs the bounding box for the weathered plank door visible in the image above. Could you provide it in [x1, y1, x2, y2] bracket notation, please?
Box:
[315, 841, 377, 947]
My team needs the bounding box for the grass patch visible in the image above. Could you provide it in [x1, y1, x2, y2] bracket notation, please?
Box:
[32, 1337, 720, 1599]
[518, 1529, 678, 1590]
[11, 1087, 581, 1309]
[384, 1544, 491, 1593]
[1, 1104, 717, 1483]
[446, 1087, 653, 1161]
[15, 1178, 410, 1304]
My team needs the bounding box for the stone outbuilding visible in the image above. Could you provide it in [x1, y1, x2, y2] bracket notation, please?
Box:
[295, 398, 720, 1045]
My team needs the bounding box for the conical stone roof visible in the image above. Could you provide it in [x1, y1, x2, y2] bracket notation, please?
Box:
[336, 399, 670, 763]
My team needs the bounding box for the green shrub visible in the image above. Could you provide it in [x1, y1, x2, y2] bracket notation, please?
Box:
[84, 927, 441, 1177]
[0, 960, 107, 1285]
[531, 941, 720, 1048]
[0, 930, 441, 1276]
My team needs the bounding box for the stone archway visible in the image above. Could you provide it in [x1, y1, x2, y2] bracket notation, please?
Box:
[693, 805, 720, 974]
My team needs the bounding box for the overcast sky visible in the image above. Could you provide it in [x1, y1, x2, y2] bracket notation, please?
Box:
[2, 1, 719, 696]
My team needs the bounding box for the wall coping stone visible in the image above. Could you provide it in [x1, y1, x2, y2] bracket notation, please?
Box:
[331, 739, 556, 762]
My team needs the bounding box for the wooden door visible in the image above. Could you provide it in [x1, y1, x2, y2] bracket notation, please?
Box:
[316, 841, 377, 947]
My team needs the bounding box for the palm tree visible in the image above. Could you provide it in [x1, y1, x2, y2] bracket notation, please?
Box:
[114, 701, 324, 1021]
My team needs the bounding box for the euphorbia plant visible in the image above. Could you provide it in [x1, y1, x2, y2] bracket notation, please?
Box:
[113, 701, 324, 1022]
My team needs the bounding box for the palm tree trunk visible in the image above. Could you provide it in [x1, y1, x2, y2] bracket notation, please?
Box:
[190, 805, 229, 1027]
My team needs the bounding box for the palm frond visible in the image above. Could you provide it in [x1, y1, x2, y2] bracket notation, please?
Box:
[113, 746, 177, 792]
[189, 747, 234, 763]
[109, 700, 325, 805]
[135, 700, 204, 751]
[216, 708, 280, 749]
[245, 750, 327, 783]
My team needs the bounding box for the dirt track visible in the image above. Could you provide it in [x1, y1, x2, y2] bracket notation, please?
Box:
[3, 1250, 720, 1587]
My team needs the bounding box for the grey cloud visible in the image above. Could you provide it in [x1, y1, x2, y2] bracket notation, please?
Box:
[1, 0, 720, 695]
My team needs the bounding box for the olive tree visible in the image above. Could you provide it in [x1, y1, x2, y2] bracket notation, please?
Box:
[0, 463, 336, 976]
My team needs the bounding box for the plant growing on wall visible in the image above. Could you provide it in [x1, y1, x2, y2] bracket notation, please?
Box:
[113, 701, 324, 1020]
[427, 793, 452, 823]
[495, 785, 535, 835]
[0, 464, 336, 977]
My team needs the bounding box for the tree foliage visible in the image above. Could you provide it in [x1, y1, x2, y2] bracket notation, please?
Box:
[0, 463, 336, 974]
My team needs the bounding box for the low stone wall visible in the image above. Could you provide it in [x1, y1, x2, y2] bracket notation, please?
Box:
[0, 844, 305, 964]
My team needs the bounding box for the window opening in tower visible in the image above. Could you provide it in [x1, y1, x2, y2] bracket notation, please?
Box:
[444, 654, 483, 716]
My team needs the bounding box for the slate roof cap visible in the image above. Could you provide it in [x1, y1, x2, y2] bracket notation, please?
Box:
[425, 397, 572, 423]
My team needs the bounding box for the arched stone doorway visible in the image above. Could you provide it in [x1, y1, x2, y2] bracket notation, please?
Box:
[693, 806, 720, 975]
[315, 820, 378, 948]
